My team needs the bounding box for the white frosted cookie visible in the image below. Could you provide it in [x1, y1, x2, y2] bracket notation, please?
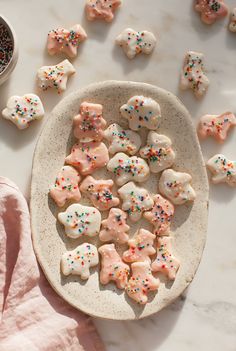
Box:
[37, 59, 75, 93]
[120, 95, 161, 131]
[140, 131, 176, 173]
[118, 181, 154, 222]
[207, 154, 236, 187]
[180, 51, 209, 98]
[2, 94, 44, 129]
[229, 8, 236, 32]
[61, 243, 98, 280]
[104, 123, 141, 155]
[159, 169, 196, 205]
[107, 152, 150, 186]
[116, 28, 156, 59]
[58, 203, 101, 239]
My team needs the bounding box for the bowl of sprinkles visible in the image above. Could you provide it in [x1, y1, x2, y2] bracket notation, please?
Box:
[0, 15, 18, 85]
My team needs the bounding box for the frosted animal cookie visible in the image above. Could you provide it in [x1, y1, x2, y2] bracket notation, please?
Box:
[180, 51, 209, 98]
[49, 166, 81, 207]
[195, 0, 228, 25]
[65, 141, 109, 175]
[198, 112, 236, 143]
[37, 59, 75, 93]
[116, 28, 156, 59]
[140, 132, 176, 173]
[104, 123, 141, 155]
[73, 102, 106, 142]
[47, 24, 87, 58]
[58, 203, 101, 239]
[85, 0, 121, 22]
[207, 154, 236, 187]
[126, 262, 160, 305]
[99, 208, 130, 244]
[98, 244, 130, 289]
[2, 94, 44, 130]
[229, 8, 236, 32]
[123, 229, 156, 264]
[118, 182, 154, 222]
[144, 194, 174, 236]
[61, 243, 98, 280]
[80, 176, 119, 211]
[159, 169, 196, 205]
[120, 96, 161, 131]
[151, 237, 180, 280]
[107, 152, 150, 186]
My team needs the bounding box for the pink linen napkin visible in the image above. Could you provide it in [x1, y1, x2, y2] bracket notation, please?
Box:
[0, 177, 105, 351]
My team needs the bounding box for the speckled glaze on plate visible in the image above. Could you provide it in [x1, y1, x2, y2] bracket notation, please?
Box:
[30, 81, 209, 320]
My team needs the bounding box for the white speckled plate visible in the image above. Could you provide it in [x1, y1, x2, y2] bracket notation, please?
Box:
[30, 81, 209, 320]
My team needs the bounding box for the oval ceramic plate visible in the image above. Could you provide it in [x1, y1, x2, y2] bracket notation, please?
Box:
[31, 81, 209, 320]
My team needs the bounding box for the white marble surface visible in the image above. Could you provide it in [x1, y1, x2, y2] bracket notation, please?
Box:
[0, 0, 236, 350]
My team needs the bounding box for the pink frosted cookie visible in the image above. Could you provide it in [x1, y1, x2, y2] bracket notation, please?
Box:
[61, 243, 98, 280]
[98, 244, 130, 289]
[47, 24, 87, 58]
[198, 112, 236, 143]
[207, 154, 236, 187]
[151, 237, 180, 280]
[49, 166, 81, 207]
[80, 176, 119, 211]
[99, 208, 130, 244]
[159, 169, 196, 205]
[37, 59, 75, 93]
[229, 8, 236, 32]
[58, 203, 101, 239]
[85, 0, 121, 22]
[180, 51, 209, 98]
[195, 0, 228, 25]
[144, 194, 174, 236]
[65, 141, 109, 175]
[120, 95, 161, 131]
[123, 229, 156, 263]
[116, 28, 156, 59]
[118, 181, 154, 222]
[126, 262, 160, 305]
[140, 131, 176, 173]
[107, 152, 150, 186]
[73, 102, 106, 142]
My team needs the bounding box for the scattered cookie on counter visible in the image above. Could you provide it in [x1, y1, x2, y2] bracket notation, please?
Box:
[118, 181, 154, 222]
[61, 243, 98, 279]
[198, 112, 236, 143]
[126, 262, 160, 304]
[2, 94, 44, 129]
[207, 154, 236, 187]
[151, 237, 180, 280]
[116, 28, 156, 59]
[123, 229, 156, 263]
[37, 59, 75, 93]
[144, 194, 174, 236]
[80, 176, 120, 211]
[229, 8, 236, 32]
[58, 203, 101, 239]
[85, 0, 122, 22]
[120, 95, 161, 131]
[180, 51, 209, 98]
[98, 244, 130, 289]
[73, 102, 106, 142]
[49, 166, 81, 207]
[99, 208, 130, 244]
[104, 123, 141, 155]
[140, 131, 176, 173]
[107, 152, 150, 186]
[47, 24, 87, 58]
[159, 169, 196, 205]
[195, 0, 228, 25]
[65, 141, 109, 175]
